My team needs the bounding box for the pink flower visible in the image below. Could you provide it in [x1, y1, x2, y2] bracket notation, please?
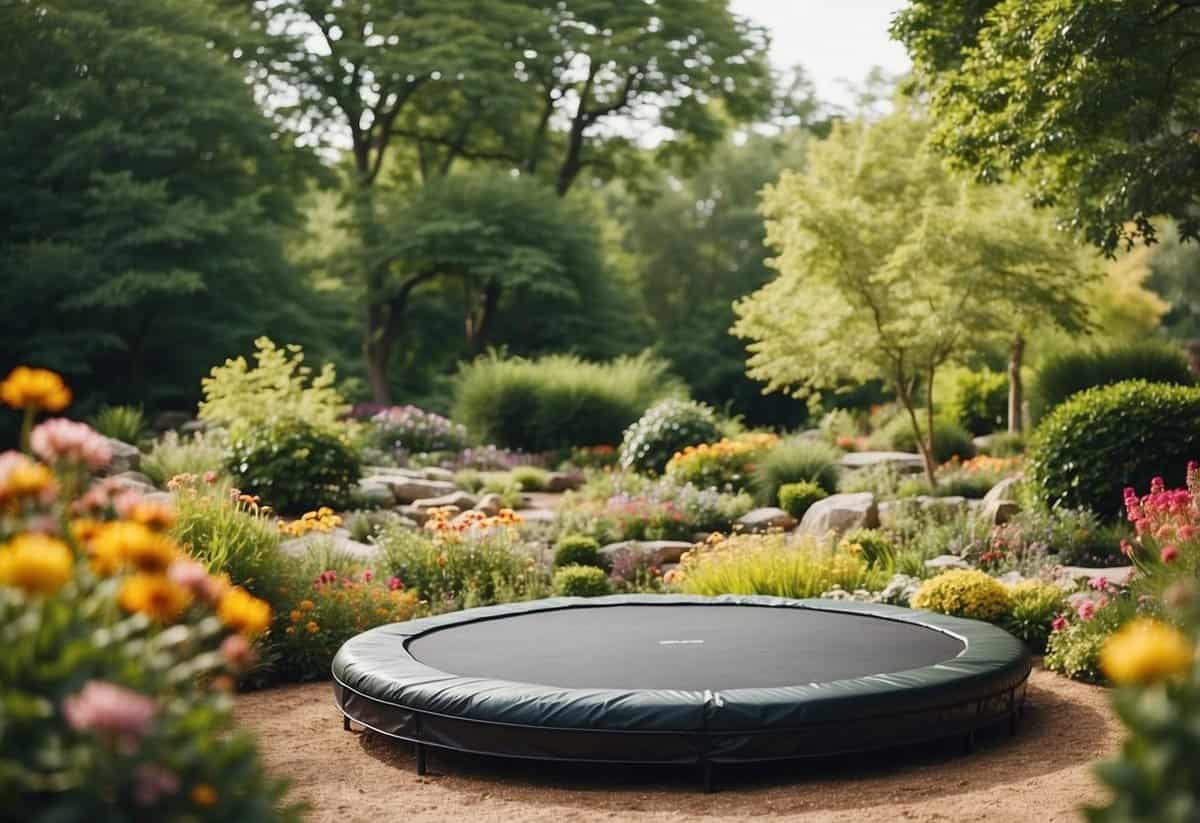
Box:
[30, 419, 112, 470]
[1120, 539, 1134, 558]
[203, 470, 218, 485]
[167, 559, 220, 602]
[134, 763, 179, 807]
[63, 681, 156, 748]
[361, 569, 374, 583]
[1161, 544, 1180, 564]
[1051, 615, 1068, 632]
[387, 576, 404, 591]
[1075, 600, 1096, 622]
[220, 633, 256, 672]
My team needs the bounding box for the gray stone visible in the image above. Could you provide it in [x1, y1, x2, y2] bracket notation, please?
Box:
[600, 540, 693, 567]
[997, 571, 1025, 586]
[839, 451, 925, 474]
[1058, 565, 1136, 588]
[736, 507, 798, 533]
[474, 493, 504, 516]
[796, 492, 879, 538]
[104, 437, 141, 474]
[925, 554, 971, 571]
[152, 411, 193, 432]
[141, 491, 175, 507]
[411, 490, 478, 511]
[399, 505, 431, 526]
[420, 467, 455, 482]
[377, 477, 457, 504]
[980, 476, 1023, 525]
[179, 419, 208, 435]
[354, 478, 397, 508]
[545, 471, 584, 493]
[279, 529, 381, 562]
[110, 471, 156, 494]
[515, 508, 556, 523]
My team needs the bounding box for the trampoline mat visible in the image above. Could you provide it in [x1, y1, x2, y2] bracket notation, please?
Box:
[406, 604, 966, 690]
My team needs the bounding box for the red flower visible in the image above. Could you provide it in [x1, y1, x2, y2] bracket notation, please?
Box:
[1161, 544, 1180, 564]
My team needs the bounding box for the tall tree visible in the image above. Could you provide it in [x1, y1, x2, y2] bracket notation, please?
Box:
[733, 105, 1094, 485]
[893, 0, 1200, 253]
[0, 0, 314, 411]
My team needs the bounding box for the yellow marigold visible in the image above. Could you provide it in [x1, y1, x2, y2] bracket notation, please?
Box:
[0, 534, 73, 595]
[119, 573, 192, 622]
[306, 620, 319, 634]
[289, 609, 301, 623]
[0, 366, 71, 412]
[299, 598, 314, 611]
[218, 586, 271, 636]
[70, 518, 104, 543]
[190, 784, 218, 807]
[1101, 618, 1194, 686]
[128, 500, 177, 532]
[0, 456, 57, 507]
[90, 522, 179, 574]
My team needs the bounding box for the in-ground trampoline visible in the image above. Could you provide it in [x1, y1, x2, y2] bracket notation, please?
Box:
[332, 595, 1031, 789]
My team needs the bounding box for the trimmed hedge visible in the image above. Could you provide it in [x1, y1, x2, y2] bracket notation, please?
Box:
[1027, 380, 1200, 518]
[1031, 342, 1194, 422]
[452, 351, 681, 452]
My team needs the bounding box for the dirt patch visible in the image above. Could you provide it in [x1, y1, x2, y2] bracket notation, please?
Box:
[236, 666, 1118, 823]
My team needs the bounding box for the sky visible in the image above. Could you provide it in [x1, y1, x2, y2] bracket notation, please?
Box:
[731, 0, 911, 110]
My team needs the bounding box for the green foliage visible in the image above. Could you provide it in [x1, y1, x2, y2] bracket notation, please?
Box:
[454, 470, 485, 493]
[618, 399, 722, 475]
[343, 510, 406, 544]
[453, 351, 681, 452]
[89, 405, 145, 444]
[840, 528, 896, 570]
[663, 434, 777, 492]
[225, 420, 361, 515]
[553, 565, 612, 598]
[200, 338, 347, 440]
[911, 569, 1012, 622]
[0, 0, 317, 412]
[510, 466, 549, 492]
[778, 481, 827, 519]
[141, 432, 227, 488]
[1028, 381, 1200, 518]
[894, 0, 1200, 252]
[1003, 581, 1068, 654]
[978, 432, 1026, 458]
[944, 368, 1008, 435]
[553, 535, 604, 570]
[480, 478, 525, 510]
[171, 479, 284, 598]
[752, 437, 841, 504]
[674, 534, 889, 599]
[1044, 599, 1139, 684]
[733, 105, 1093, 482]
[1031, 343, 1195, 422]
[870, 414, 976, 464]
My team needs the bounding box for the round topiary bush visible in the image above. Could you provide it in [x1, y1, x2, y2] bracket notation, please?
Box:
[226, 419, 361, 514]
[778, 481, 827, 519]
[618, 399, 721, 475]
[553, 564, 612, 597]
[1027, 380, 1200, 518]
[911, 569, 1011, 623]
[870, 414, 976, 463]
[1030, 342, 1194, 422]
[553, 535, 604, 569]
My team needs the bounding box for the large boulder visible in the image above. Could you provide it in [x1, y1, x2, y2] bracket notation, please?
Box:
[410, 491, 478, 511]
[980, 476, 1022, 525]
[545, 471, 584, 493]
[924, 554, 972, 572]
[355, 478, 398, 508]
[474, 493, 504, 516]
[103, 438, 141, 474]
[796, 492, 879, 538]
[839, 451, 924, 474]
[600, 540, 693, 568]
[374, 476, 457, 504]
[736, 507, 798, 533]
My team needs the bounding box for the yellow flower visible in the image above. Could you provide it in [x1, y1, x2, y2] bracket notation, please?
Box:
[0, 366, 71, 412]
[119, 573, 192, 622]
[1101, 618, 1194, 686]
[90, 522, 179, 574]
[218, 586, 271, 636]
[128, 500, 177, 532]
[190, 784, 218, 807]
[299, 598, 314, 612]
[306, 620, 319, 634]
[0, 534, 73, 595]
[0, 456, 57, 507]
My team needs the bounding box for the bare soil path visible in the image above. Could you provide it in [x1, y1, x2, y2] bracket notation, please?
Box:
[236, 666, 1118, 823]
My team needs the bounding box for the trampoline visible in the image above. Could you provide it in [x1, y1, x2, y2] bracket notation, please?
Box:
[332, 595, 1031, 788]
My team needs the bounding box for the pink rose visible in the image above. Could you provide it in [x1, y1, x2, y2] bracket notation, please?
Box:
[1075, 600, 1096, 622]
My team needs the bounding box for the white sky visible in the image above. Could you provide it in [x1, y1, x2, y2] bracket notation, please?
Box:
[731, 0, 911, 110]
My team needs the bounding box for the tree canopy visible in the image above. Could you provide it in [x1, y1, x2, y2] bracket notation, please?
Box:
[893, 0, 1200, 253]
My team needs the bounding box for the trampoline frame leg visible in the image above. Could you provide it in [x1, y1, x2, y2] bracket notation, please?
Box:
[963, 730, 975, 754]
[416, 742, 428, 776]
[343, 715, 351, 732]
[701, 761, 715, 794]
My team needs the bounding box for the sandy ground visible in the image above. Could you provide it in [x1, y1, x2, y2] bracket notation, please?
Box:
[235, 666, 1119, 823]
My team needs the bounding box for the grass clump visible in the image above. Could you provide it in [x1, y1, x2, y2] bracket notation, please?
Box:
[752, 437, 841, 504]
[141, 431, 227, 487]
[778, 481, 827, 519]
[89, 404, 145, 443]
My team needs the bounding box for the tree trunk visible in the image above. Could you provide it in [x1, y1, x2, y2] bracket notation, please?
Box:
[898, 381, 938, 490]
[364, 295, 393, 404]
[1008, 333, 1025, 434]
[465, 278, 501, 355]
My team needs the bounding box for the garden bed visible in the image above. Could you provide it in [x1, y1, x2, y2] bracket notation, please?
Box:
[236, 665, 1116, 823]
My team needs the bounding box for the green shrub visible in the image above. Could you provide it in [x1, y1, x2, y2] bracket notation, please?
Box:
[225, 420, 361, 514]
[453, 351, 681, 452]
[778, 481, 828, 519]
[1027, 380, 1200, 518]
[674, 534, 889, 598]
[89, 404, 145, 443]
[553, 535, 604, 569]
[911, 569, 1011, 622]
[142, 431, 227, 487]
[344, 509, 407, 543]
[945, 368, 1008, 435]
[977, 431, 1025, 457]
[1004, 580, 1068, 653]
[480, 476, 525, 509]
[1043, 599, 1138, 684]
[840, 528, 896, 570]
[1031, 342, 1194, 421]
[752, 437, 841, 504]
[618, 399, 721, 475]
[200, 337, 347, 439]
[869, 413, 976, 462]
[665, 433, 778, 491]
[553, 564, 613, 597]
[511, 465, 550, 491]
[455, 469, 485, 493]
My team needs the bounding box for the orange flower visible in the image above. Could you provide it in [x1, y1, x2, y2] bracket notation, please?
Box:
[0, 453, 57, 508]
[290, 609, 302, 623]
[0, 367, 71, 412]
[119, 574, 192, 623]
[128, 500, 177, 531]
[190, 784, 218, 807]
[217, 586, 271, 636]
[306, 620, 319, 634]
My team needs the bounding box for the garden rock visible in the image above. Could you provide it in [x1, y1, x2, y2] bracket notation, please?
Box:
[399, 505, 430, 526]
[376, 477, 457, 504]
[420, 467, 455, 482]
[517, 508, 556, 524]
[796, 492, 878, 538]
[980, 476, 1022, 525]
[152, 411, 192, 432]
[179, 419, 208, 435]
[354, 478, 396, 508]
[737, 507, 798, 533]
[104, 437, 141, 474]
[1058, 565, 1135, 588]
[839, 451, 924, 474]
[925, 554, 971, 572]
[544, 471, 584, 493]
[279, 529, 381, 562]
[110, 471, 156, 495]
[600, 540, 692, 567]
[474, 493, 504, 516]
[411, 491, 478, 511]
